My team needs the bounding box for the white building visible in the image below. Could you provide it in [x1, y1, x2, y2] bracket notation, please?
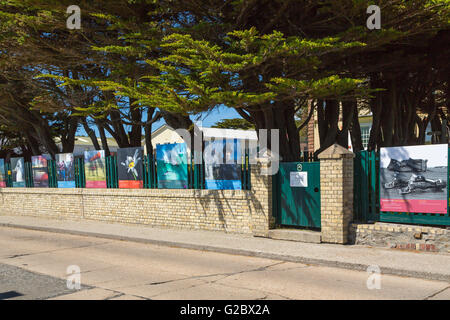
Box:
[150, 124, 258, 154]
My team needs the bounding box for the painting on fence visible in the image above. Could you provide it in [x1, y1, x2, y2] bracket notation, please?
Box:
[31, 155, 50, 187]
[380, 144, 448, 214]
[0, 159, 6, 187]
[56, 153, 75, 188]
[156, 143, 188, 189]
[11, 157, 25, 187]
[84, 150, 107, 188]
[118, 147, 143, 189]
[204, 139, 242, 190]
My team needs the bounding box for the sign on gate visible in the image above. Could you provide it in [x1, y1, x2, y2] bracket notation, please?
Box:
[290, 171, 308, 187]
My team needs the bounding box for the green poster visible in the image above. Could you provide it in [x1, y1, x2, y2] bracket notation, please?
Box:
[156, 143, 188, 189]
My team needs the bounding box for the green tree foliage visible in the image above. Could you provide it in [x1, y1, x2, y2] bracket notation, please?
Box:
[212, 118, 255, 130]
[0, 0, 449, 160]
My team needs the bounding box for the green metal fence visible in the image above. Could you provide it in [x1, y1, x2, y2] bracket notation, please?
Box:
[47, 159, 58, 188]
[5, 162, 12, 187]
[187, 152, 204, 189]
[1, 150, 252, 191]
[113, 152, 251, 190]
[353, 150, 379, 222]
[354, 149, 450, 226]
[17, 160, 59, 188]
[300, 151, 318, 162]
[241, 148, 251, 190]
[143, 154, 158, 189]
[74, 157, 86, 188]
[24, 162, 33, 188]
[106, 156, 118, 189]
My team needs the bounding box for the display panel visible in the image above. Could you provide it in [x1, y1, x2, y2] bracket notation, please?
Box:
[380, 144, 448, 214]
[156, 143, 188, 189]
[204, 139, 242, 190]
[84, 150, 107, 188]
[118, 147, 143, 189]
[11, 157, 25, 187]
[56, 153, 76, 188]
[31, 155, 50, 187]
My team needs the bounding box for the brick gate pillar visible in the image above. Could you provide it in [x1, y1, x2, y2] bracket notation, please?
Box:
[250, 158, 275, 237]
[318, 144, 354, 244]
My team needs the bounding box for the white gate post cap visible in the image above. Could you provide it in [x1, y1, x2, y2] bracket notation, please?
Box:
[318, 144, 355, 159]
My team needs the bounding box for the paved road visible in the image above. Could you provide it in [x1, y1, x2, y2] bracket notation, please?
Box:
[0, 226, 448, 300]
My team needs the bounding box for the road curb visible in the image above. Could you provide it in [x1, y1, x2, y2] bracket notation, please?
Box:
[1, 222, 449, 282]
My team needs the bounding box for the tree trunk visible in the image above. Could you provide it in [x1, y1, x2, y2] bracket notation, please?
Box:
[315, 100, 339, 155]
[61, 116, 80, 153]
[380, 80, 395, 147]
[337, 100, 354, 148]
[349, 100, 364, 152]
[129, 98, 142, 147]
[81, 118, 101, 150]
[144, 108, 157, 157]
[24, 131, 41, 156]
[96, 121, 111, 156]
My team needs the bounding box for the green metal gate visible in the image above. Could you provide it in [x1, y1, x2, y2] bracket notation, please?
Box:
[273, 162, 321, 228]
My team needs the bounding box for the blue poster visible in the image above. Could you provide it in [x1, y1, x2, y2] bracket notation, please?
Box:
[56, 153, 76, 188]
[204, 139, 242, 190]
[156, 143, 188, 189]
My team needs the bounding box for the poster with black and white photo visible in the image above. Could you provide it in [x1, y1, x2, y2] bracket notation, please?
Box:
[380, 144, 448, 214]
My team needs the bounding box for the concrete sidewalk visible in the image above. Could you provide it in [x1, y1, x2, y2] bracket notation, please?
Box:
[0, 215, 449, 282]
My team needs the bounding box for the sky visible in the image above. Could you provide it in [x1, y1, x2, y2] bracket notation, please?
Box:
[380, 144, 448, 168]
[76, 105, 242, 138]
[153, 105, 241, 131]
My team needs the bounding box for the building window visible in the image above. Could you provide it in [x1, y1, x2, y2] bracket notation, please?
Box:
[361, 127, 371, 150]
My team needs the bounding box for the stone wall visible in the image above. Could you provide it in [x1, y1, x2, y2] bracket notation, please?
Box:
[349, 222, 450, 253]
[0, 160, 273, 236]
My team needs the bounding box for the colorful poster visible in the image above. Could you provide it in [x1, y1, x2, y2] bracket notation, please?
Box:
[380, 144, 448, 214]
[0, 159, 6, 187]
[11, 157, 25, 188]
[118, 147, 143, 189]
[84, 150, 107, 188]
[31, 155, 50, 187]
[156, 143, 188, 189]
[204, 139, 242, 190]
[56, 153, 75, 188]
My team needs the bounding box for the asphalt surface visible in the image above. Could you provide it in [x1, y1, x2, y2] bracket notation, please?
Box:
[1, 215, 449, 281]
[0, 226, 449, 300]
[0, 263, 91, 300]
